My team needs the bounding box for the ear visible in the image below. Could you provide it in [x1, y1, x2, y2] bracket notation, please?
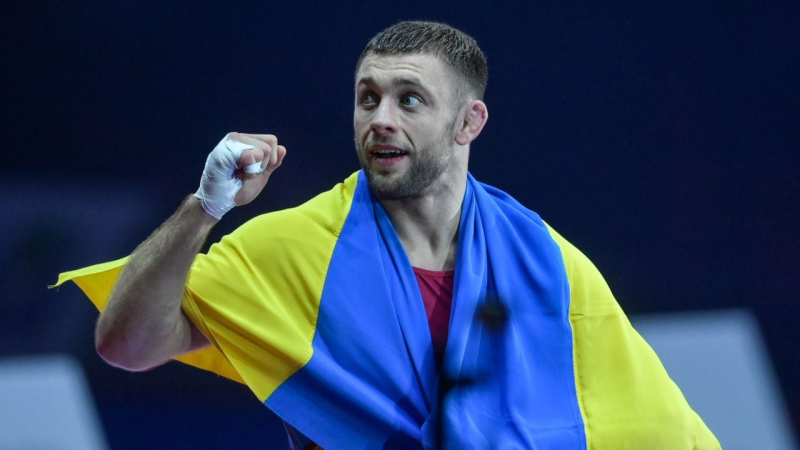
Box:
[455, 100, 488, 146]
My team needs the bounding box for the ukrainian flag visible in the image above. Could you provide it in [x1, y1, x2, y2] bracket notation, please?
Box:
[55, 171, 720, 449]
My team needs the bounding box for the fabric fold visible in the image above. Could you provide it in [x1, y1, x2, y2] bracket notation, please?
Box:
[55, 170, 720, 449]
[52, 257, 245, 383]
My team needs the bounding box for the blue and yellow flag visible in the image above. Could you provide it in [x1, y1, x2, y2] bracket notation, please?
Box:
[56, 171, 720, 449]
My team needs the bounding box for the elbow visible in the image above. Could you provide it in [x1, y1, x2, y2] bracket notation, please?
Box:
[94, 326, 156, 372]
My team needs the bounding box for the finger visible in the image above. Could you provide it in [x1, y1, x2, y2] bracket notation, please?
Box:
[240, 133, 277, 145]
[239, 133, 277, 163]
[269, 137, 279, 167]
[227, 133, 269, 172]
[237, 148, 265, 180]
[274, 145, 287, 167]
[232, 134, 271, 153]
[237, 134, 278, 168]
[260, 146, 286, 178]
[237, 147, 265, 167]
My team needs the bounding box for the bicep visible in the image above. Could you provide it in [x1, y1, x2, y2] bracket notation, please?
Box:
[153, 310, 210, 367]
[176, 310, 211, 356]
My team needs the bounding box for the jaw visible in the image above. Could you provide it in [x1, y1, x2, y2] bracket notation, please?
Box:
[364, 156, 411, 190]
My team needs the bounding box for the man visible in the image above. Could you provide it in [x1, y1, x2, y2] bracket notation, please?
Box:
[57, 21, 720, 449]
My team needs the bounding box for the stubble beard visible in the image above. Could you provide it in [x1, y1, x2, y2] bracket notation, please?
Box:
[355, 120, 459, 201]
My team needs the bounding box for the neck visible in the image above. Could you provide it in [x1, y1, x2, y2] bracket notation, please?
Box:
[379, 170, 467, 271]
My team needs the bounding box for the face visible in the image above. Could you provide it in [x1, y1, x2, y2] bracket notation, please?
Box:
[354, 53, 463, 200]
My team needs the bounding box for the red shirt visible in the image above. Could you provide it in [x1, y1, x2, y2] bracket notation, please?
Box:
[412, 267, 455, 364]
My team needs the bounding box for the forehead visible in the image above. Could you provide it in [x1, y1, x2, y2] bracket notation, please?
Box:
[356, 53, 454, 90]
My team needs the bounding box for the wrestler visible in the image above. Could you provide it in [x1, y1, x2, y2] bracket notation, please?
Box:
[57, 21, 720, 449]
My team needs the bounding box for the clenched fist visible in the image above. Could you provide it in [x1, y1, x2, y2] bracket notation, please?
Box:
[194, 132, 287, 219]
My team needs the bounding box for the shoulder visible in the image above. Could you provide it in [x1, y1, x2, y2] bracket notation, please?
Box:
[475, 176, 614, 312]
[474, 177, 598, 286]
[542, 222, 620, 316]
[196, 172, 360, 275]
[225, 172, 360, 249]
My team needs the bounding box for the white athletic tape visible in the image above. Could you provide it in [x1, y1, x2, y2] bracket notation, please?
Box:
[244, 162, 263, 174]
[194, 134, 262, 219]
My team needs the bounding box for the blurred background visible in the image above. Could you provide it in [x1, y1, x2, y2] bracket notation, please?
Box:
[1, 1, 798, 448]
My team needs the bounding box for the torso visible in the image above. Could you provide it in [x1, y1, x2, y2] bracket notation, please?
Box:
[413, 266, 455, 365]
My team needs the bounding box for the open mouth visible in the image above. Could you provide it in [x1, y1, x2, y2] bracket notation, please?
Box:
[370, 148, 409, 168]
[372, 149, 409, 159]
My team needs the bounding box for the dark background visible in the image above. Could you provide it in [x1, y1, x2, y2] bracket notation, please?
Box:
[2, 1, 798, 448]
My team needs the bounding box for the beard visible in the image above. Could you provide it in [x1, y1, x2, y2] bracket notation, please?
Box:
[355, 120, 458, 201]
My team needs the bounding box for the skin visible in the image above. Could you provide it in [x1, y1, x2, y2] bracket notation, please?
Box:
[95, 135, 286, 370]
[94, 52, 487, 371]
[354, 53, 488, 270]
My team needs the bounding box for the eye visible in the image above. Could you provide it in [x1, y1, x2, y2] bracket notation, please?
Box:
[400, 94, 423, 107]
[361, 91, 379, 107]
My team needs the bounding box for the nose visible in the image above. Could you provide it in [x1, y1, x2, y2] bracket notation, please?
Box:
[370, 100, 399, 136]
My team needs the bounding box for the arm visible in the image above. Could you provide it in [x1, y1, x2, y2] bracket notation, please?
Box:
[95, 132, 287, 371]
[95, 196, 216, 370]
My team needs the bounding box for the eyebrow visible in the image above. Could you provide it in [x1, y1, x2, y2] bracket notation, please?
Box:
[356, 76, 430, 94]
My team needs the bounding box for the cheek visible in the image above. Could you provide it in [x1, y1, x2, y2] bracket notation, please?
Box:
[354, 117, 374, 144]
[417, 122, 444, 141]
[353, 112, 367, 132]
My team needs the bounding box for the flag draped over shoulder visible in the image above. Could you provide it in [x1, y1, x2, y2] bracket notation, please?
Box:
[55, 171, 720, 449]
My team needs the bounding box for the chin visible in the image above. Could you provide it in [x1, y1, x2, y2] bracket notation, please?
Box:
[367, 172, 432, 201]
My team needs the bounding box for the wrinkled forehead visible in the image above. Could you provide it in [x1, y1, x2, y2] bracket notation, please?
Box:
[355, 53, 456, 93]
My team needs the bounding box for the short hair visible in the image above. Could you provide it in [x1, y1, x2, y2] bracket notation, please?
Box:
[356, 21, 488, 102]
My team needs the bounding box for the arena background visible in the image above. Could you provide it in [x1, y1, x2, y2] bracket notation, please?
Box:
[1, 1, 798, 448]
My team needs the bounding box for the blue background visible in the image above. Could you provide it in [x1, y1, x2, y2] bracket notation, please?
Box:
[2, 1, 797, 447]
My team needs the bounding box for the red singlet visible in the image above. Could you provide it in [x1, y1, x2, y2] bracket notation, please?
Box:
[412, 267, 455, 364]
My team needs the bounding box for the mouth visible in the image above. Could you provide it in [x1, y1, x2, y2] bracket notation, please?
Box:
[368, 146, 410, 168]
[372, 148, 409, 158]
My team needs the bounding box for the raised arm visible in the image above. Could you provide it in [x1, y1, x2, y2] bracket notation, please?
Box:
[95, 133, 287, 371]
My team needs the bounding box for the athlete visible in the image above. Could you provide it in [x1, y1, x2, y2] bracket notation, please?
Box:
[59, 21, 720, 449]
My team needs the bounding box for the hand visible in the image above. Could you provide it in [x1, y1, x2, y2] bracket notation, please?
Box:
[194, 132, 287, 219]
